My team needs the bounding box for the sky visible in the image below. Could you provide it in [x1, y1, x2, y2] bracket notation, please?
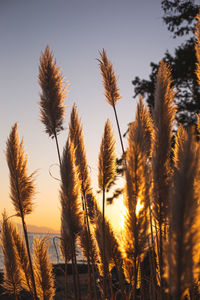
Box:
[0, 0, 185, 232]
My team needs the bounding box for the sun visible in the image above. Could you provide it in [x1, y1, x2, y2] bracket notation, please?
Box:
[119, 197, 144, 230]
[136, 197, 144, 216]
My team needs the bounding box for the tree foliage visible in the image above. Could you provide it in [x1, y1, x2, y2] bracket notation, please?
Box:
[132, 0, 200, 127]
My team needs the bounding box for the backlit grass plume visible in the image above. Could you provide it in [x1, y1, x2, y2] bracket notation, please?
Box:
[6, 123, 35, 216]
[1, 212, 22, 298]
[152, 61, 176, 221]
[69, 105, 99, 297]
[98, 49, 125, 155]
[195, 13, 200, 85]
[98, 119, 116, 191]
[38, 45, 68, 165]
[123, 106, 149, 297]
[33, 237, 55, 300]
[98, 49, 121, 107]
[69, 104, 91, 198]
[38, 45, 67, 138]
[98, 120, 116, 299]
[12, 223, 33, 296]
[135, 96, 153, 158]
[6, 123, 37, 299]
[78, 224, 98, 265]
[78, 223, 99, 300]
[152, 60, 176, 291]
[60, 139, 83, 300]
[94, 213, 125, 298]
[168, 125, 200, 299]
[60, 139, 83, 238]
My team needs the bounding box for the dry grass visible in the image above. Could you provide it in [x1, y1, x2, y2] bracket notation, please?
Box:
[2, 12, 200, 300]
[33, 237, 55, 300]
[38, 46, 68, 138]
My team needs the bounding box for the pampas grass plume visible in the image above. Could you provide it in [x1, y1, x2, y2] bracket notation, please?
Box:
[11, 224, 34, 295]
[135, 96, 153, 158]
[98, 119, 116, 190]
[60, 139, 83, 237]
[195, 13, 200, 85]
[38, 45, 68, 138]
[168, 125, 200, 299]
[152, 60, 176, 229]
[0, 212, 22, 296]
[33, 237, 55, 300]
[98, 49, 121, 107]
[78, 223, 98, 264]
[6, 123, 35, 217]
[69, 104, 91, 198]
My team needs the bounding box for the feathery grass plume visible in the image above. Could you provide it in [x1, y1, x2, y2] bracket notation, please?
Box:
[103, 219, 125, 295]
[168, 125, 200, 299]
[98, 119, 116, 299]
[38, 45, 67, 138]
[135, 96, 153, 158]
[78, 224, 98, 263]
[78, 223, 99, 299]
[98, 49, 121, 107]
[98, 49, 126, 156]
[60, 212, 72, 263]
[39, 45, 68, 165]
[123, 112, 149, 298]
[69, 105, 99, 299]
[6, 123, 35, 216]
[94, 213, 125, 297]
[60, 138, 83, 300]
[1, 212, 22, 297]
[60, 139, 83, 238]
[195, 13, 200, 85]
[33, 237, 55, 300]
[98, 119, 116, 190]
[69, 104, 91, 198]
[134, 97, 157, 295]
[6, 123, 37, 299]
[152, 60, 176, 291]
[86, 193, 100, 224]
[12, 224, 33, 295]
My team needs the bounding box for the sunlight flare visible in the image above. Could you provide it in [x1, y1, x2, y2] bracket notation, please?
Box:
[136, 197, 144, 216]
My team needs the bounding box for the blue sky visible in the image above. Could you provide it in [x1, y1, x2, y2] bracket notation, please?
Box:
[0, 0, 185, 230]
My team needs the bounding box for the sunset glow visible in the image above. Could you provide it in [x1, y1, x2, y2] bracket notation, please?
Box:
[136, 197, 144, 216]
[119, 199, 128, 230]
[118, 197, 144, 230]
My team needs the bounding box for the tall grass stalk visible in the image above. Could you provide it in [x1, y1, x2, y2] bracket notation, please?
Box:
[6, 123, 37, 300]
[60, 221, 73, 300]
[152, 61, 176, 296]
[60, 139, 83, 300]
[33, 237, 55, 300]
[38, 45, 68, 165]
[98, 49, 125, 157]
[69, 105, 98, 299]
[12, 221, 34, 296]
[123, 107, 149, 298]
[0, 212, 22, 300]
[98, 119, 116, 299]
[168, 125, 200, 299]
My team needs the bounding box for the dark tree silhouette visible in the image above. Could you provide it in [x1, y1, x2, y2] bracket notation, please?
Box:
[132, 0, 200, 127]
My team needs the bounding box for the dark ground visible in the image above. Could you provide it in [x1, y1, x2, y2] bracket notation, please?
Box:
[0, 264, 91, 300]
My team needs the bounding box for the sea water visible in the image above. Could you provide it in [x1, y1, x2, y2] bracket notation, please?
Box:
[0, 232, 84, 271]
